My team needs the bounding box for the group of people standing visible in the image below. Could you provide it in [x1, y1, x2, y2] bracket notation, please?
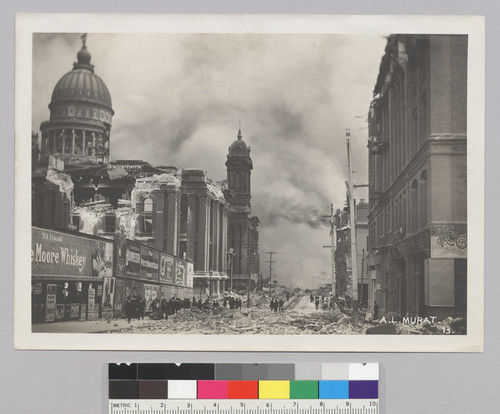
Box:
[124, 295, 146, 323]
[270, 297, 285, 313]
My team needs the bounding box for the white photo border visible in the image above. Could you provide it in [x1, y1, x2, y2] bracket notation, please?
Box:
[15, 13, 485, 351]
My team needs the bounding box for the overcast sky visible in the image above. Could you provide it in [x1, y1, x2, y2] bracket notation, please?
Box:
[32, 33, 387, 289]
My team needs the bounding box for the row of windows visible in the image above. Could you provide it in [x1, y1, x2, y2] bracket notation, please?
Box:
[54, 105, 112, 123]
[370, 39, 430, 195]
[369, 170, 427, 248]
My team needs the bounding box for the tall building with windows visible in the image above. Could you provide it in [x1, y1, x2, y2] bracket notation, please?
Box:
[226, 129, 260, 290]
[367, 35, 467, 320]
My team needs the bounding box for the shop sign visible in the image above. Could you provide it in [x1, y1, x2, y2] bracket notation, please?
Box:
[32, 226, 113, 279]
[186, 262, 194, 288]
[115, 238, 141, 279]
[140, 246, 159, 281]
[45, 291, 56, 322]
[430, 224, 467, 258]
[159, 253, 174, 283]
[175, 259, 186, 286]
[391, 228, 430, 259]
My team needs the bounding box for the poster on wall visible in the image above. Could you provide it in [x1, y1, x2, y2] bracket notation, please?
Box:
[159, 253, 174, 283]
[114, 237, 141, 279]
[70, 303, 80, 318]
[45, 290, 56, 323]
[175, 259, 186, 286]
[55, 304, 65, 320]
[87, 287, 95, 320]
[102, 276, 115, 307]
[31, 227, 113, 279]
[140, 246, 159, 281]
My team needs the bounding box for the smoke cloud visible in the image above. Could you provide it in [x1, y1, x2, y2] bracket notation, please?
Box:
[32, 33, 385, 288]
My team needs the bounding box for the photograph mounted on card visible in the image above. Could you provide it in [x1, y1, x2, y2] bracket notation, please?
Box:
[14, 14, 484, 351]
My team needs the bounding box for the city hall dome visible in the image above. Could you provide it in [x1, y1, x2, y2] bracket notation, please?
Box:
[48, 35, 114, 126]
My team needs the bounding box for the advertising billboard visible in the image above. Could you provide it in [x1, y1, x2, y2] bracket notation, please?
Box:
[114, 237, 141, 279]
[32, 227, 113, 279]
[159, 253, 174, 283]
[175, 259, 186, 286]
[140, 246, 160, 281]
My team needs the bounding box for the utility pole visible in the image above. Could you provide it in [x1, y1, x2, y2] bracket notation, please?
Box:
[322, 203, 337, 309]
[346, 128, 359, 327]
[360, 248, 365, 309]
[266, 251, 276, 297]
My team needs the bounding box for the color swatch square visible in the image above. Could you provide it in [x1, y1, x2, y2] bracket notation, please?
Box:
[228, 381, 259, 399]
[321, 363, 349, 380]
[349, 381, 378, 399]
[289, 381, 318, 399]
[259, 381, 290, 399]
[138, 380, 168, 399]
[295, 364, 322, 380]
[198, 381, 228, 399]
[167, 380, 197, 399]
[216, 364, 243, 380]
[109, 380, 138, 399]
[318, 381, 349, 399]
[348, 363, 379, 380]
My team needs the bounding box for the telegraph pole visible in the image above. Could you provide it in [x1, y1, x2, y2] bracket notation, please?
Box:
[360, 248, 365, 309]
[266, 251, 276, 297]
[322, 203, 337, 308]
[346, 129, 359, 327]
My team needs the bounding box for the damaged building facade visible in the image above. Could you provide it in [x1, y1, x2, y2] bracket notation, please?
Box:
[31, 35, 258, 323]
[367, 35, 467, 320]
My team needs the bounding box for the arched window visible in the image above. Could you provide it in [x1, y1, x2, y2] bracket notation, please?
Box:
[419, 170, 428, 229]
[410, 180, 418, 232]
[142, 198, 153, 234]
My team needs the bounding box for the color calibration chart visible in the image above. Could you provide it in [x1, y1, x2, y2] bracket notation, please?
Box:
[109, 363, 379, 414]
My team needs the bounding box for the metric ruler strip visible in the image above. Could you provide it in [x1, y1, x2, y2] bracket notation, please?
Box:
[109, 399, 379, 414]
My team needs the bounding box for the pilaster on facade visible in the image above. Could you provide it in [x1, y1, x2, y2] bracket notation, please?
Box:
[197, 195, 210, 273]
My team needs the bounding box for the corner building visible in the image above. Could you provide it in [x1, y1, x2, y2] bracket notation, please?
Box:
[367, 35, 467, 320]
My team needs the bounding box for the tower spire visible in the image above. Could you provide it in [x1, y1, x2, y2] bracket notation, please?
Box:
[238, 120, 242, 140]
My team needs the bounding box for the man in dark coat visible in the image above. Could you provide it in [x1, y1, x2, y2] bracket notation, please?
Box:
[125, 296, 133, 323]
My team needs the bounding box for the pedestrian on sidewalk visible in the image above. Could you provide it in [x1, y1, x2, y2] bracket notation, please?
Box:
[125, 296, 133, 323]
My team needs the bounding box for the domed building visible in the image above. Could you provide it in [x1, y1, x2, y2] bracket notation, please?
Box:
[39, 34, 114, 166]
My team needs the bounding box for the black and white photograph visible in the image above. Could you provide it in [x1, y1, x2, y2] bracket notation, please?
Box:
[15, 14, 484, 351]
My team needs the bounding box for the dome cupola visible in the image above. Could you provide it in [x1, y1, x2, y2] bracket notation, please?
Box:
[40, 34, 114, 165]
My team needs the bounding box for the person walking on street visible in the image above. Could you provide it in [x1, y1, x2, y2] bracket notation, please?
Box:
[278, 298, 284, 313]
[125, 296, 133, 323]
[315, 297, 320, 310]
